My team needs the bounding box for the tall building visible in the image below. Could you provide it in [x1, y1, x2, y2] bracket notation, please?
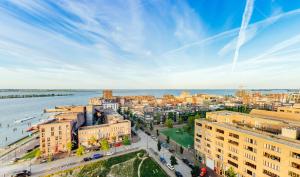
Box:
[195, 110, 300, 177]
[103, 89, 113, 99]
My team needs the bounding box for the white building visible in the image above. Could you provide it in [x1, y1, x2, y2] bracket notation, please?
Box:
[102, 102, 119, 112]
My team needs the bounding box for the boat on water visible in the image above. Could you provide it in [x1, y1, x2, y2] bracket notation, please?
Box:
[26, 118, 56, 132]
[14, 116, 36, 124]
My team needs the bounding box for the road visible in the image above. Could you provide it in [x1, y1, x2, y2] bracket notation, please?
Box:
[0, 130, 192, 177]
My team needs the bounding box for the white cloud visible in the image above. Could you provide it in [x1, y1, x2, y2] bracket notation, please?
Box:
[232, 0, 255, 71]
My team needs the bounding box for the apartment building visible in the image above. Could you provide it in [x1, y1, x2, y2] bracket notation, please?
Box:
[195, 111, 300, 177]
[39, 107, 86, 157]
[78, 120, 131, 147]
[39, 120, 72, 157]
[277, 104, 300, 114]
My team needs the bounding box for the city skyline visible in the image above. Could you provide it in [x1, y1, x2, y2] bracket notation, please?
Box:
[0, 0, 300, 89]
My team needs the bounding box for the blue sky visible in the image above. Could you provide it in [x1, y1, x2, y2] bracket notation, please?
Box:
[0, 0, 300, 89]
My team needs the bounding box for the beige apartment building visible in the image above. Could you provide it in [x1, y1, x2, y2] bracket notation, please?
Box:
[78, 120, 131, 147]
[277, 104, 300, 114]
[39, 120, 72, 157]
[195, 111, 300, 177]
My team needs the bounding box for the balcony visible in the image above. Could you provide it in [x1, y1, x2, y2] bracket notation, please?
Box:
[228, 139, 239, 146]
[264, 152, 280, 162]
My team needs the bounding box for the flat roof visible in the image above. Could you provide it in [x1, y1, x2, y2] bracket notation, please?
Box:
[79, 120, 130, 130]
[200, 119, 300, 149]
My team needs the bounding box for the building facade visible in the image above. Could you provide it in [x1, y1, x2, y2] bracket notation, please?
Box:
[39, 120, 72, 157]
[78, 120, 131, 147]
[195, 111, 300, 177]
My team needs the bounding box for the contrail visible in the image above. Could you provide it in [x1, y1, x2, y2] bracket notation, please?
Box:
[232, 0, 255, 71]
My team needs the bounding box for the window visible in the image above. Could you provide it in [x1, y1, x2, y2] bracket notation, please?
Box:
[196, 123, 202, 127]
[245, 137, 257, 145]
[291, 152, 300, 159]
[263, 160, 280, 171]
[229, 132, 239, 139]
[205, 125, 212, 130]
[228, 139, 239, 146]
[228, 160, 238, 168]
[216, 136, 224, 141]
[244, 145, 257, 153]
[228, 153, 238, 161]
[229, 146, 238, 154]
[264, 152, 280, 162]
[245, 161, 256, 169]
[288, 171, 300, 177]
[244, 153, 256, 161]
[216, 128, 224, 134]
[291, 162, 300, 170]
[263, 169, 279, 177]
[264, 144, 281, 153]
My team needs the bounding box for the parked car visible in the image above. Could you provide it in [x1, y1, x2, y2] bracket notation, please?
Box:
[10, 157, 20, 163]
[34, 144, 39, 148]
[182, 158, 189, 165]
[83, 157, 92, 162]
[92, 153, 103, 159]
[160, 156, 166, 164]
[188, 162, 195, 169]
[40, 159, 47, 163]
[114, 142, 122, 147]
[12, 170, 31, 177]
[166, 163, 175, 171]
[168, 148, 175, 153]
[200, 167, 207, 177]
[175, 171, 183, 177]
[106, 151, 114, 156]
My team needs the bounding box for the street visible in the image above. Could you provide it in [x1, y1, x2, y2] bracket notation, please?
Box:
[0, 130, 193, 177]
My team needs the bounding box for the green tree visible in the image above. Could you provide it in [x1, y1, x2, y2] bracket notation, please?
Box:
[135, 121, 141, 131]
[47, 154, 53, 162]
[225, 167, 237, 177]
[168, 112, 174, 119]
[66, 141, 73, 156]
[178, 116, 184, 124]
[157, 140, 161, 152]
[191, 165, 200, 177]
[122, 135, 131, 145]
[117, 107, 122, 114]
[188, 116, 195, 128]
[100, 139, 110, 151]
[170, 155, 178, 166]
[165, 118, 173, 128]
[156, 129, 159, 136]
[180, 146, 184, 154]
[35, 148, 41, 159]
[76, 145, 85, 156]
[88, 136, 98, 146]
[166, 136, 170, 144]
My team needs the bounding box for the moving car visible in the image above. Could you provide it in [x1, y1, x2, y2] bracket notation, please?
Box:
[12, 170, 31, 177]
[166, 163, 175, 171]
[175, 171, 183, 177]
[83, 157, 92, 162]
[92, 153, 103, 159]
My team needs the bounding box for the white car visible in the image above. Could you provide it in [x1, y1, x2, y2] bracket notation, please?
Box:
[106, 151, 114, 156]
[166, 163, 175, 171]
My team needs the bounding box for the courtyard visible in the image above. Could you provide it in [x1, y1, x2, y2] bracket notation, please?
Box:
[161, 128, 194, 148]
